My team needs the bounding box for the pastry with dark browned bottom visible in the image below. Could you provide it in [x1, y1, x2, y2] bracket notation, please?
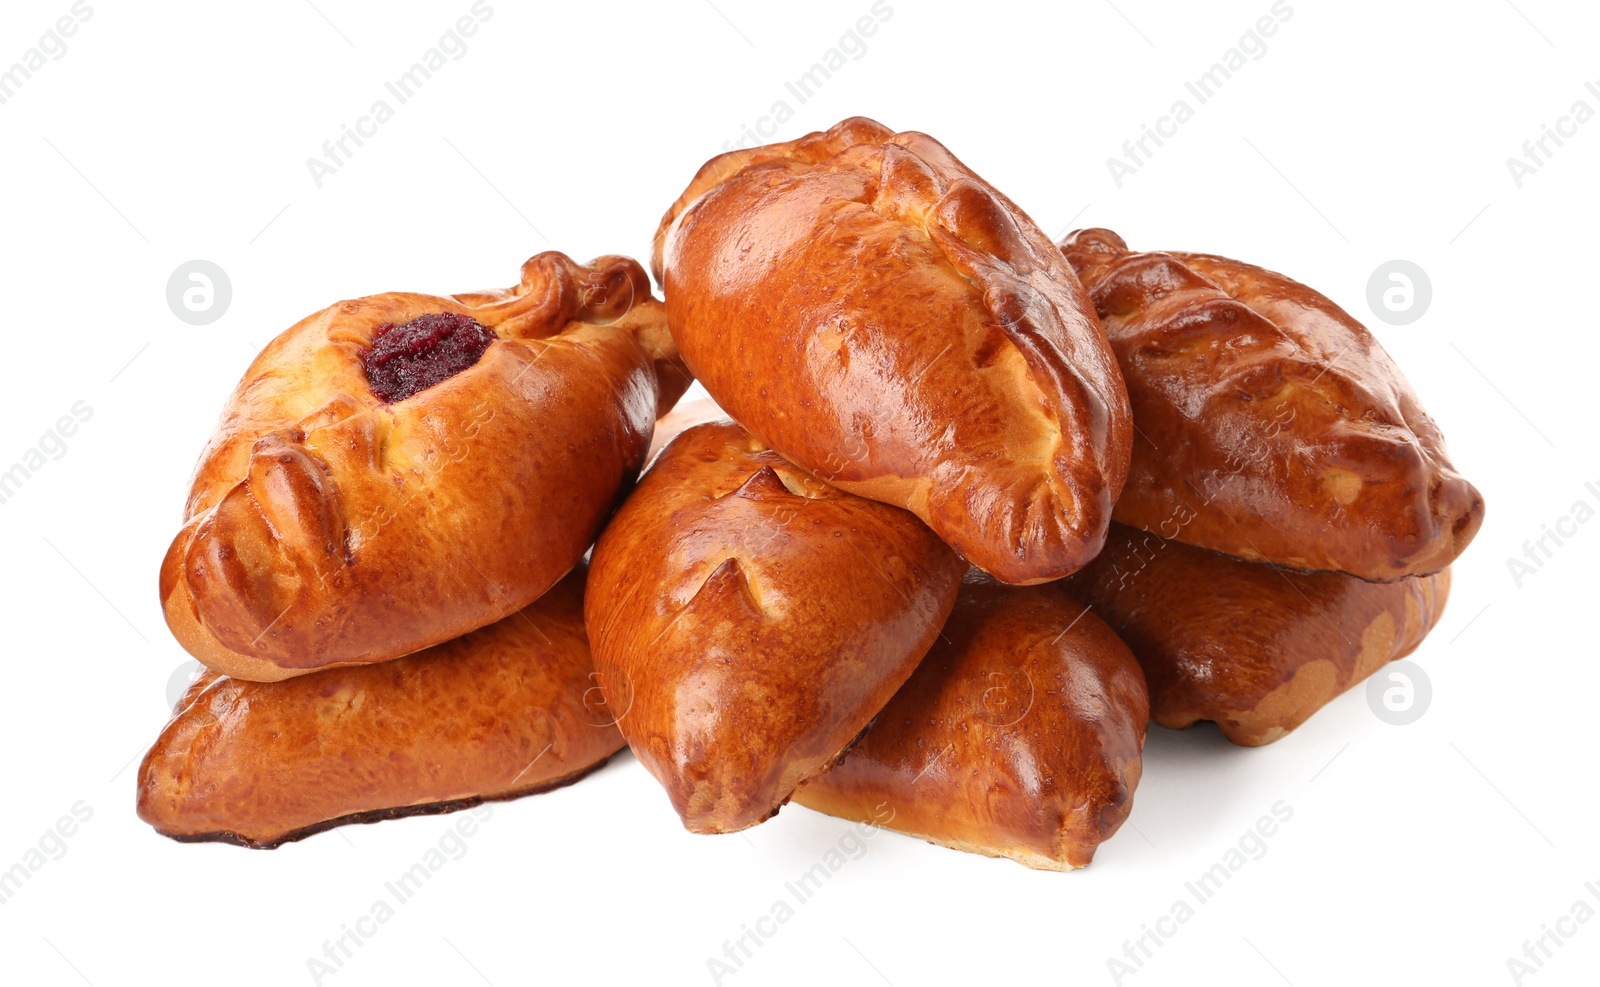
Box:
[137, 568, 622, 847]
[1066, 524, 1450, 746]
[796, 571, 1149, 870]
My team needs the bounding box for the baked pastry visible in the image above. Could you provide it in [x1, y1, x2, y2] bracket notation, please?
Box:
[646, 395, 724, 461]
[1060, 228, 1482, 581]
[1067, 523, 1450, 746]
[137, 567, 622, 847]
[161, 252, 691, 682]
[795, 572, 1148, 870]
[585, 420, 965, 833]
[653, 117, 1132, 585]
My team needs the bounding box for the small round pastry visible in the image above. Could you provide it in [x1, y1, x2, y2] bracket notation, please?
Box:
[160, 252, 691, 681]
[137, 567, 622, 848]
[1067, 523, 1451, 746]
[585, 421, 966, 834]
[795, 571, 1149, 871]
[1060, 228, 1483, 581]
[654, 117, 1132, 585]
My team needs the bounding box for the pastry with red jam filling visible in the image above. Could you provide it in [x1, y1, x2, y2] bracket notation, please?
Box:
[160, 252, 690, 682]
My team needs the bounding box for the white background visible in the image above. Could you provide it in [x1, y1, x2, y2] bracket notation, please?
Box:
[1, 1, 1596, 984]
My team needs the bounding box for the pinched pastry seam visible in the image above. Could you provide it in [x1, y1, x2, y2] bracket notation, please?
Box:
[655, 119, 1131, 580]
[167, 255, 663, 668]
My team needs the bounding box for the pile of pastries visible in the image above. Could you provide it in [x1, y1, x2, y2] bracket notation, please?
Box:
[137, 117, 1483, 869]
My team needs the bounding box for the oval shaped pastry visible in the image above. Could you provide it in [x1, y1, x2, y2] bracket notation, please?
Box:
[161, 252, 691, 681]
[584, 420, 965, 834]
[1067, 523, 1450, 746]
[137, 567, 622, 848]
[794, 572, 1149, 871]
[653, 117, 1132, 585]
[1060, 228, 1483, 581]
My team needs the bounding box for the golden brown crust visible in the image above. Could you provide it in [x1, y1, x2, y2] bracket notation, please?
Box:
[653, 117, 1132, 585]
[1067, 524, 1450, 746]
[795, 572, 1149, 870]
[584, 421, 965, 834]
[1060, 228, 1483, 582]
[161, 253, 692, 682]
[646, 396, 724, 463]
[137, 568, 624, 847]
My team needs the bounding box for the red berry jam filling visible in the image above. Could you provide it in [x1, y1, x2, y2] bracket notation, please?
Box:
[361, 313, 496, 403]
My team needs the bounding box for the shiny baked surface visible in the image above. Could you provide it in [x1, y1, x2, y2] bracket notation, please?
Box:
[1068, 524, 1450, 746]
[138, 568, 622, 847]
[654, 117, 1132, 585]
[796, 571, 1149, 870]
[1061, 228, 1482, 582]
[585, 420, 965, 834]
[161, 253, 689, 681]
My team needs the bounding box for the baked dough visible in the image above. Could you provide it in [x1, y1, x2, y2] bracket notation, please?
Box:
[1060, 228, 1482, 581]
[795, 572, 1149, 870]
[137, 567, 621, 847]
[1067, 523, 1450, 746]
[161, 252, 690, 681]
[654, 117, 1131, 585]
[585, 420, 965, 833]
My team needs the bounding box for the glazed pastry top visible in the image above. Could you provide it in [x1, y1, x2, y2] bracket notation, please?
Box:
[654, 118, 1131, 584]
[585, 419, 964, 833]
[1061, 228, 1482, 580]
